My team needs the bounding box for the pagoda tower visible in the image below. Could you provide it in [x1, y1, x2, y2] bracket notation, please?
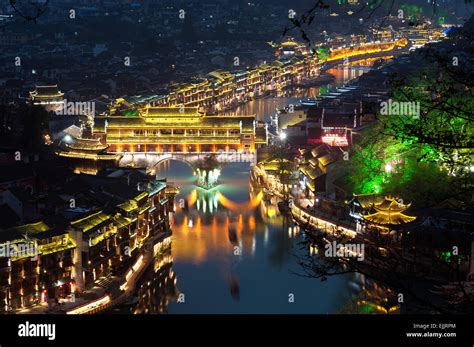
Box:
[56, 138, 122, 175]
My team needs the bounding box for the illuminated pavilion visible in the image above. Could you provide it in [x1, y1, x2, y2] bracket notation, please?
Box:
[351, 194, 417, 232]
[29, 85, 64, 112]
[268, 37, 309, 58]
[56, 137, 122, 175]
[93, 106, 267, 154]
[362, 197, 416, 225]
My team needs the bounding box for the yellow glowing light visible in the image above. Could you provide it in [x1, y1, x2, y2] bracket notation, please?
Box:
[67, 295, 111, 314]
[216, 191, 263, 211]
[267, 206, 277, 218]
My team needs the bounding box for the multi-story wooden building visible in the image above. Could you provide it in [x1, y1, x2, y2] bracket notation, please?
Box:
[56, 138, 122, 175]
[29, 85, 64, 113]
[93, 106, 267, 153]
[0, 173, 172, 313]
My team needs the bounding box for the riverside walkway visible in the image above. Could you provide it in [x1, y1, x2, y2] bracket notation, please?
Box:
[253, 165, 357, 239]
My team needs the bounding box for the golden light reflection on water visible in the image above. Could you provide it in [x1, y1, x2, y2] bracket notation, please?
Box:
[225, 59, 384, 120]
[174, 189, 263, 212]
[171, 210, 262, 264]
[171, 188, 266, 264]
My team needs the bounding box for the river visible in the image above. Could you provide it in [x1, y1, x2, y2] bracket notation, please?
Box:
[114, 63, 380, 314]
[226, 65, 369, 122]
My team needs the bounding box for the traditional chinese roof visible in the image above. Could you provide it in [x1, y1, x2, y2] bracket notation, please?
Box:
[117, 199, 138, 213]
[142, 106, 202, 118]
[56, 138, 122, 161]
[0, 221, 75, 259]
[118, 94, 164, 106]
[12, 221, 51, 236]
[359, 196, 416, 225]
[56, 151, 121, 161]
[71, 210, 111, 233]
[113, 214, 132, 228]
[300, 165, 320, 180]
[310, 145, 329, 159]
[117, 191, 148, 213]
[29, 85, 64, 98]
[318, 153, 337, 168]
[361, 210, 417, 225]
[279, 37, 304, 48]
[67, 138, 108, 152]
[94, 114, 255, 131]
[375, 197, 412, 213]
[0, 221, 51, 243]
[352, 193, 386, 209]
[208, 70, 234, 82]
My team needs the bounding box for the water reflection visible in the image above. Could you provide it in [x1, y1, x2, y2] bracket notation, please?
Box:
[226, 66, 368, 122]
[116, 63, 385, 313]
[171, 191, 262, 264]
[113, 156, 359, 313]
[163, 162, 356, 313]
[118, 243, 178, 314]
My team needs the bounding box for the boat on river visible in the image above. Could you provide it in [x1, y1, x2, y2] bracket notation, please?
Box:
[228, 226, 238, 245]
[300, 97, 320, 106]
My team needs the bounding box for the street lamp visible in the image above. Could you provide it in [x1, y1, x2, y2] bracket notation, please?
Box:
[279, 132, 287, 141]
[58, 134, 73, 148]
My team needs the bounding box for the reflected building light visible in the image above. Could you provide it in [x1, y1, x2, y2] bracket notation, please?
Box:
[264, 226, 269, 247]
[209, 196, 213, 213]
[251, 234, 256, 256]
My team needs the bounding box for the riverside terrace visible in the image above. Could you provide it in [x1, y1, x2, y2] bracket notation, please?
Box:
[0, 169, 175, 313]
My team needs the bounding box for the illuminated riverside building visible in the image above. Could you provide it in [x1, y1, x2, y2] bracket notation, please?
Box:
[298, 145, 340, 199]
[56, 138, 122, 175]
[85, 38, 407, 158]
[0, 221, 75, 312]
[268, 37, 309, 57]
[99, 38, 407, 116]
[349, 194, 416, 233]
[29, 85, 64, 112]
[0, 171, 173, 313]
[93, 106, 267, 153]
[150, 40, 405, 112]
[157, 59, 319, 111]
[327, 38, 408, 61]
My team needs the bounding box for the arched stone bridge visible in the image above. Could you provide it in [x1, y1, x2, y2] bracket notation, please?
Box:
[119, 152, 255, 189]
[120, 152, 255, 168]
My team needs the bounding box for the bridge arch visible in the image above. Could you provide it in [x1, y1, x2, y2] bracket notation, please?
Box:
[151, 154, 195, 170]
